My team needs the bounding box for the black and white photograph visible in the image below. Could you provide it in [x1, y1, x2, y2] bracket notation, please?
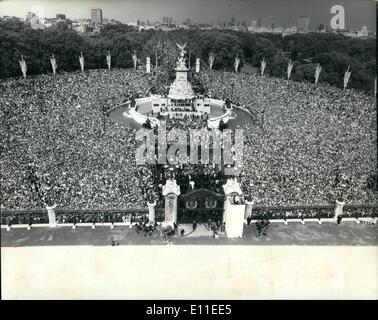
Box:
[0, 0, 377, 301]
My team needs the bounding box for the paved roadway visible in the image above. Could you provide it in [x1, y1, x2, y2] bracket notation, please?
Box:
[1, 221, 377, 246]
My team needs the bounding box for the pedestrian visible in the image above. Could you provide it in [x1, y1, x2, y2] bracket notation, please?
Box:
[247, 215, 252, 226]
[192, 220, 197, 231]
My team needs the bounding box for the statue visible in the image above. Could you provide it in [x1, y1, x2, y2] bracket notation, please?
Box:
[176, 42, 187, 57]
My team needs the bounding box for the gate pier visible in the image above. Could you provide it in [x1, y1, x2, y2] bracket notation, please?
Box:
[223, 178, 245, 238]
[162, 178, 181, 227]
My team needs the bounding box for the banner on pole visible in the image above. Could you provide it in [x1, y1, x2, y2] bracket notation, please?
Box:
[234, 55, 240, 73]
[132, 51, 137, 70]
[79, 52, 84, 72]
[343, 66, 351, 90]
[19, 55, 27, 79]
[261, 58, 266, 77]
[106, 51, 111, 70]
[314, 64, 322, 85]
[287, 60, 294, 80]
[195, 57, 200, 73]
[50, 54, 57, 75]
[146, 56, 151, 73]
[209, 52, 214, 71]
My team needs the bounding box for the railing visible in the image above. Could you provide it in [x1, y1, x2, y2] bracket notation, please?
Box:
[0, 208, 165, 226]
[0, 210, 49, 225]
[1, 204, 377, 227]
[251, 204, 378, 220]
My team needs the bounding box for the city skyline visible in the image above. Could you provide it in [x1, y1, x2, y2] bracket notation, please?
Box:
[0, 0, 376, 30]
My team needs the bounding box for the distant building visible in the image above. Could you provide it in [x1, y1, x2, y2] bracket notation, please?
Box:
[343, 26, 372, 39]
[1, 16, 22, 21]
[260, 26, 273, 33]
[25, 12, 45, 29]
[162, 17, 173, 25]
[296, 16, 310, 33]
[103, 18, 122, 25]
[139, 25, 157, 31]
[91, 8, 103, 25]
[185, 18, 191, 25]
[358, 26, 369, 37]
[283, 25, 298, 36]
[56, 14, 66, 20]
[72, 19, 98, 34]
[256, 17, 262, 28]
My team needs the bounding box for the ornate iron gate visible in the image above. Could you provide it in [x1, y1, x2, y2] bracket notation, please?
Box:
[177, 188, 224, 223]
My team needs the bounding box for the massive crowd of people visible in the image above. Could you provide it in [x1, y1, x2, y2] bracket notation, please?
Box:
[1, 66, 376, 217]
[200, 71, 377, 207]
[1, 68, 157, 211]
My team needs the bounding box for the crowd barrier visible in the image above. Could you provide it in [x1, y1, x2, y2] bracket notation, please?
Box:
[1, 203, 377, 230]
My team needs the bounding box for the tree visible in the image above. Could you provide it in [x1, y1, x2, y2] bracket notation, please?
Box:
[0, 20, 374, 92]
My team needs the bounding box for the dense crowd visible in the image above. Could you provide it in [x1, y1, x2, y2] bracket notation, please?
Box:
[1, 67, 376, 214]
[200, 71, 377, 206]
[1, 69, 157, 210]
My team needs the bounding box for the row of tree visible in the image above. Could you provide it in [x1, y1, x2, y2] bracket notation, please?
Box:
[0, 18, 376, 92]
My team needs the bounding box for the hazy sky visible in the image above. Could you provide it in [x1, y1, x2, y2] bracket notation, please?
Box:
[0, 0, 376, 29]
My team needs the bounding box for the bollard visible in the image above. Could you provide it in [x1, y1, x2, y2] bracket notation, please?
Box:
[46, 204, 57, 228]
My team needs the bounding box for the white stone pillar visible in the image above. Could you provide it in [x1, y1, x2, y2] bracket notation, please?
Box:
[147, 200, 157, 225]
[146, 57, 151, 74]
[46, 204, 57, 228]
[162, 179, 181, 227]
[195, 58, 200, 73]
[334, 200, 345, 223]
[222, 178, 245, 238]
[244, 200, 254, 219]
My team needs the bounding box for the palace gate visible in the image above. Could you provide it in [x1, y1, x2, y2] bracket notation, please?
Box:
[177, 188, 224, 223]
